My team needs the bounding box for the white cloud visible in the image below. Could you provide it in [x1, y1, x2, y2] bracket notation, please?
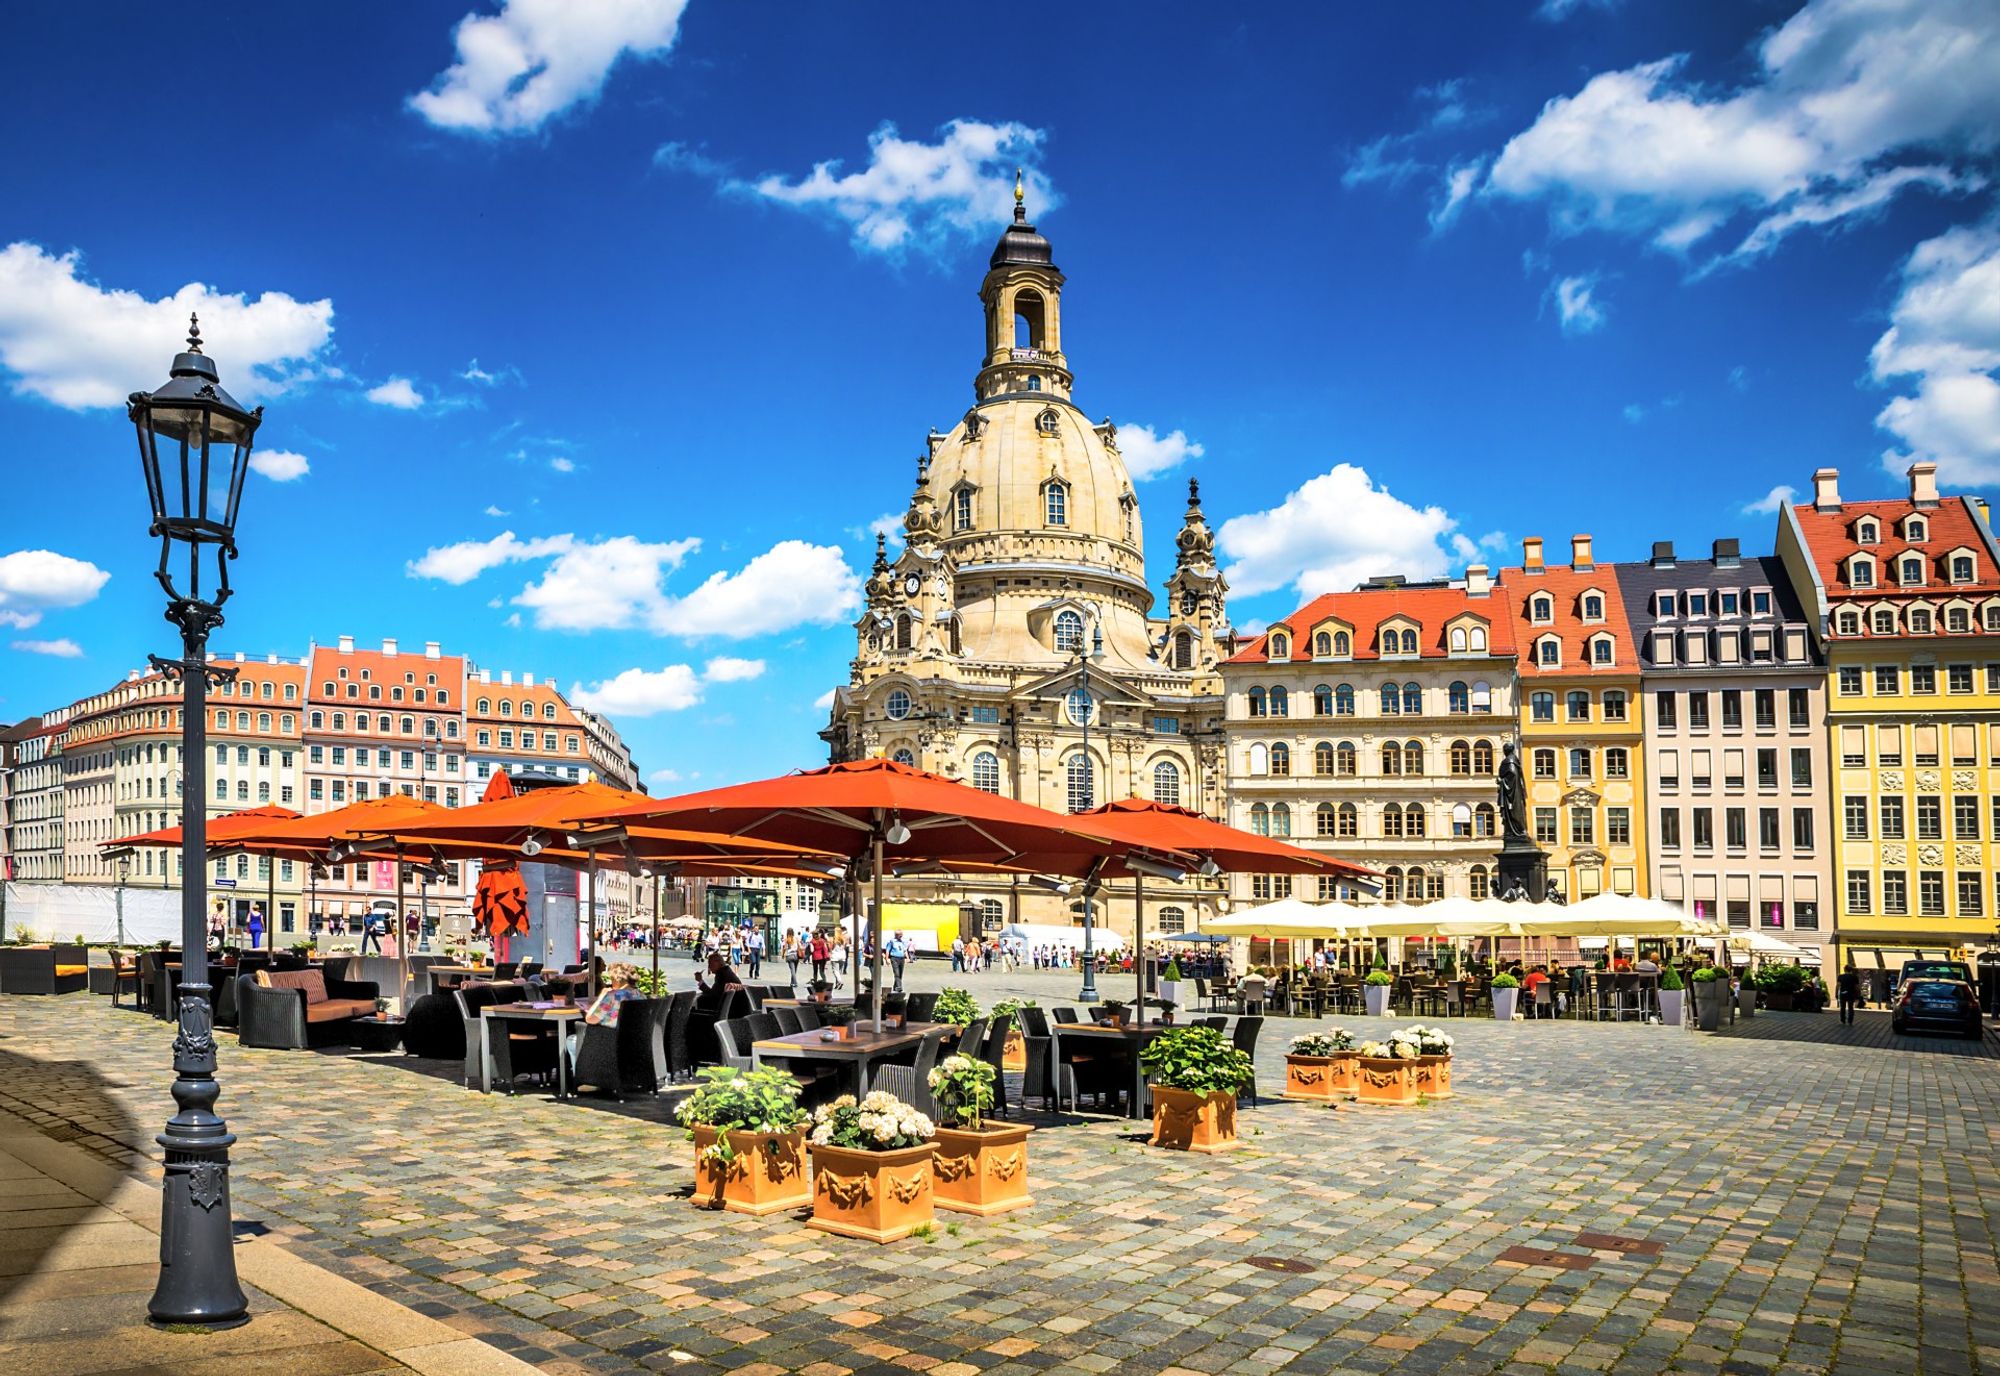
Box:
[484, 504, 509, 517]
[513, 535, 703, 631]
[813, 688, 837, 712]
[0, 549, 110, 630]
[1481, 0, 2000, 262]
[1428, 159, 1484, 231]
[409, 0, 690, 135]
[1114, 423, 1205, 481]
[366, 376, 424, 409]
[569, 664, 704, 718]
[12, 637, 82, 658]
[249, 449, 310, 482]
[549, 455, 576, 473]
[0, 242, 334, 410]
[1872, 219, 2000, 484]
[1217, 464, 1466, 600]
[847, 513, 906, 547]
[1551, 275, 1606, 334]
[1742, 484, 1798, 515]
[407, 530, 577, 585]
[725, 120, 1059, 259]
[1728, 365, 1751, 392]
[1536, 0, 1620, 19]
[648, 540, 863, 639]
[702, 656, 765, 683]
[459, 358, 518, 386]
[650, 767, 684, 785]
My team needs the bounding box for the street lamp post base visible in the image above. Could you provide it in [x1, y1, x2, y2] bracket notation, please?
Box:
[147, 985, 248, 1330]
[1079, 972, 1099, 1004]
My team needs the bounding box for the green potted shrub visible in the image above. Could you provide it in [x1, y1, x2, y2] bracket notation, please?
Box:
[1139, 1026, 1256, 1153]
[1692, 967, 1726, 1030]
[1282, 1027, 1358, 1103]
[991, 998, 1035, 1068]
[1489, 972, 1521, 1022]
[927, 1053, 1032, 1216]
[933, 987, 980, 1026]
[1657, 963, 1685, 1026]
[1096, 998, 1130, 1029]
[807, 1091, 938, 1243]
[807, 978, 834, 1003]
[823, 1005, 860, 1039]
[1363, 968, 1395, 1018]
[675, 1067, 812, 1215]
[1159, 958, 1184, 1011]
[1757, 963, 1807, 1011]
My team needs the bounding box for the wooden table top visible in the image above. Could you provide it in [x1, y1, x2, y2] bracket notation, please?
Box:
[480, 1004, 583, 1020]
[1052, 1020, 1181, 1039]
[751, 1022, 942, 1057]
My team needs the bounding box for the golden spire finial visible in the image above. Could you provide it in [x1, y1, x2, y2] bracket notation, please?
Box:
[1014, 167, 1024, 204]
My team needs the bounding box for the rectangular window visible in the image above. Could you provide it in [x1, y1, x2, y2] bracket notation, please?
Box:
[1883, 869, 1908, 915]
[1720, 592, 1739, 615]
[1151, 715, 1178, 734]
[1846, 870, 1871, 915]
[1759, 807, 1780, 850]
[1840, 725, 1866, 767]
[1753, 591, 1772, 615]
[1727, 899, 1750, 929]
[1917, 796, 1942, 840]
[1658, 809, 1681, 849]
[1724, 748, 1745, 790]
[1951, 723, 1978, 765]
[1949, 664, 1974, 694]
[1919, 870, 1946, 916]
[1914, 724, 1940, 767]
[1792, 808, 1814, 852]
[308, 745, 323, 764]
[1878, 724, 1903, 767]
[1753, 689, 1775, 729]
[331, 746, 346, 765]
[1989, 663, 2000, 694]
[1880, 795, 1905, 839]
[1658, 749, 1680, 790]
[1688, 693, 1710, 730]
[1788, 688, 1810, 728]
[1906, 664, 1934, 695]
[1656, 692, 1677, 729]
[1795, 898, 1819, 930]
[1570, 807, 1595, 845]
[1844, 796, 1869, 839]
[1692, 809, 1713, 850]
[1721, 690, 1743, 730]
[1725, 807, 1746, 849]
[1790, 748, 1812, 788]
[1838, 666, 1863, 696]
[1955, 796, 1980, 840]
[309, 779, 323, 801]
[1958, 873, 1984, 918]
[1875, 665, 1900, 695]
[1691, 749, 1712, 790]
[1534, 807, 1557, 845]
[1607, 808, 1630, 846]
[1530, 693, 1554, 723]
[970, 706, 1000, 724]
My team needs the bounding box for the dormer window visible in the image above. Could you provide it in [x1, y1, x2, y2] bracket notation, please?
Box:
[1537, 636, 1560, 666]
[1655, 591, 1677, 618]
[1053, 608, 1084, 653]
[1909, 607, 1933, 634]
[1530, 596, 1553, 624]
[954, 487, 975, 532]
[1900, 555, 1925, 585]
[1269, 633, 1291, 660]
[1717, 592, 1738, 615]
[1849, 556, 1874, 588]
[1905, 516, 1928, 543]
[1947, 606, 1970, 633]
[1952, 554, 1975, 583]
[1688, 592, 1708, 616]
[1590, 635, 1615, 665]
[1873, 608, 1897, 634]
[1856, 518, 1880, 544]
[1581, 594, 1604, 622]
[1837, 610, 1861, 636]
[1043, 479, 1068, 526]
[1449, 627, 1466, 652]
[1313, 631, 1331, 656]
[1751, 590, 1772, 615]
[1333, 631, 1351, 655]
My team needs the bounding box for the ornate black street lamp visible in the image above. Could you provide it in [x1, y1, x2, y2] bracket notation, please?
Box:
[130, 316, 259, 1329]
[1071, 620, 1105, 1004]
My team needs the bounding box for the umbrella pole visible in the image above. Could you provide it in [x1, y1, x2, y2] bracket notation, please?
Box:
[395, 850, 407, 1016]
[870, 833, 886, 1032]
[587, 849, 599, 1001]
[266, 863, 275, 952]
[1134, 871, 1146, 1030]
[651, 872, 662, 987]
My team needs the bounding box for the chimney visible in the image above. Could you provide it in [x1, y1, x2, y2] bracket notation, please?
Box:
[1712, 537, 1741, 569]
[1464, 564, 1491, 598]
[523, 672, 535, 687]
[381, 638, 398, 656]
[1978, 499, 1991, 529]
[478, 669, 491, 685]
[424, 641, 441, 660]
[1523, 537, 1545, 574]
[1812, 467, 1841, 513]
[126, 669, 141, 683]
[501, 670, 514, 685]
[1908, 460, 1939, 509]
[1571, 534, 1594, 570]
[234, 651, 245, 663]
[338, 635, 355, 654]
[1651, 541, 1676, 569]
[266, 653, 277, 664]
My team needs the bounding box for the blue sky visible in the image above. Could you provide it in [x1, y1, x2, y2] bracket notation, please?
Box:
[3, 0, 1997, 788]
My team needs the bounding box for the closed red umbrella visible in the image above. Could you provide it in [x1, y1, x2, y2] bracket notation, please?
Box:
[472, 772, 529, 952]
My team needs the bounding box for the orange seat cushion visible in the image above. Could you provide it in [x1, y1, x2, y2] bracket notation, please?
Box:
[54, 965, 88, 977]
[303, 998, 375, 1023]
[264, 969, 330, 1004]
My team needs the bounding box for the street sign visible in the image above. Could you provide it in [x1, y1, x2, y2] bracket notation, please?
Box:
[214, 879, 237, 888]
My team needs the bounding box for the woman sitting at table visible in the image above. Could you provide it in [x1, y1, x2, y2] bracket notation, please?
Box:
[584, 964, 644, 1026]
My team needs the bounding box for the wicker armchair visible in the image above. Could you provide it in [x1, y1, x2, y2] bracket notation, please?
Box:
[569, 997, 669, 1099]
[1231, 1015, 1264, 1107]
[664, 990, 697, 1080]
[237, 971, 382, 1050]
[872, 1026, 952, 1119]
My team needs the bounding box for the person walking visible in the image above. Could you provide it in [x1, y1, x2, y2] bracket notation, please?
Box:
[361, 909, 384, 954]
[1837, 962, 1862, 1025]
[809, 930, 831, 984]
[783, 932, 801, 989]
[747, 927, 765, 979]
[246, 905, 265, 951]
[830, 935, 848, 989]
[887, 931, 908, 992]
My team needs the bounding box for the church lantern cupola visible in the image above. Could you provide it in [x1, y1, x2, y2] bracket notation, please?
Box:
[977, 171, 1071, 403]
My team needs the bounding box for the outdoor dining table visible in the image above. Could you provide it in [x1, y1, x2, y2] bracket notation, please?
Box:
[1053, 1020, 1189, 1121]
[477, 1004, 583, 1099]
[426, 964, 495, 992]
[750, 1021, 939, 1097]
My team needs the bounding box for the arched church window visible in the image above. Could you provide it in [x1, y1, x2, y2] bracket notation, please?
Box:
[954, 488, 974, 531]
[1173, 631, 1194, 669]
[892, 748, 916, 767]
[1044, 479, 1068, 524]
[896, 615, 913, 651]
[1152, 760, 1181, 807]
[1037, 409, 1061, 437]
[946, 618, 962, 655]
[1065, 753, 1094, 813]
[972, 751, 1000, 794]
[1026, 375, 1042, 392]
[1054, 609, 1084, 654]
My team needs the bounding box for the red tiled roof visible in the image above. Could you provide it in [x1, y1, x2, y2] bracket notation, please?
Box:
[1493, 563, 1639, 676]
[308, 645, 465, 704]
[1789, 496, 2000, 600]
[468, 679, 579, 727]
[1223, 585, 1517, 665]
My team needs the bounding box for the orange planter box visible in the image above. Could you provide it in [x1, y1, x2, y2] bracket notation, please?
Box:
[1282, 1053, 1359, 1104]
[1149, 1085, 1239, 1153]
[1355, 1056, 1420, 1107]
[1002, 1026, 1026, 1072]
[690, 1128, 813, 1216]
[1413, 1055, 1453, 1100]
[931, 1123, 1033, 1216]
[808, 1142, 935, 1243]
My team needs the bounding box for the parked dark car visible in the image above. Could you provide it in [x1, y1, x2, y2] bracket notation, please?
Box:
[1891, 978, 1984, 1040]
[1897, 959, 1974, 991]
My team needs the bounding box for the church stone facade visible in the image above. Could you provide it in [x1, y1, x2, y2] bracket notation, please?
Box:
[821, 186, 1233, 934]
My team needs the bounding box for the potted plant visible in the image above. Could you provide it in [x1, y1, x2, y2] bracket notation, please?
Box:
[1657, 964, 1685, 1026]
[1363, 969, 1395, 1017]
[808, 978, 834, 1004]
[1489, 972, 1521, 1021]
[926, 1054, 1033, 1216]
[822, 1005, 860, 1040]
[1692, 967, 1725, 1031]
[1282, 1028, 1358, 1104]
[806, 1091, 938, 1243]
[1354, 1031, 1422, 1106]
[1757, 964, 1807, 1011]
[933, 987, 979, 1027]
[991, 998, 1034, 1070]
[1139, 1026, 1255, 1153]
[1734, 967, 1757, 1019]
[1160, 958, 1184, 1011]
[1097, 998, 1129, 1029]
[676, 1067, 812, 1215]
[1402, 1023, 1454, 1099]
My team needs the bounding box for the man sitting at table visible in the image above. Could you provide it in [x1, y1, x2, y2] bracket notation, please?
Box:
[695, 951, 745, 1013]
[1522, 964, 1551, 1017]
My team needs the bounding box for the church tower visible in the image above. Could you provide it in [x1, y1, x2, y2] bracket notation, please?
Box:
[1163, 478, 1229, 677]
[977, 172, 1071, 404]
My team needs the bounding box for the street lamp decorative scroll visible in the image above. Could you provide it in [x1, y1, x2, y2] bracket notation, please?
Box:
[129, 315, 258, 1330]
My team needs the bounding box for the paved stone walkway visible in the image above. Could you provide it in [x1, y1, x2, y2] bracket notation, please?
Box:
[1, 992, 1995, 1376]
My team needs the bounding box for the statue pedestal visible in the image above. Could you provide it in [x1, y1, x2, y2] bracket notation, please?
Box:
[1495, 838, 1547, 903]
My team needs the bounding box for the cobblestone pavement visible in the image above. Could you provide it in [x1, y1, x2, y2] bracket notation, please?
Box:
[1, 993, 1995, 1376]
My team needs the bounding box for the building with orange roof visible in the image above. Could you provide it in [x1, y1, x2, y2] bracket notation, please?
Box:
[1221, 569, 1519, 910]
[1776, 461, 2000, 961]
[1495, 535, 1649, 901]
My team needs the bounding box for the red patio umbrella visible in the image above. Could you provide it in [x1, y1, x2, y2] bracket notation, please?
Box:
[578, 758, 1168, 1027]
[104, 804, 305, 952]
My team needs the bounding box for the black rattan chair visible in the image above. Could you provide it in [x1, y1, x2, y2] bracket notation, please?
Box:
[1231, 1015, 1264, 1107]
[570, 997, 669, 1099]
